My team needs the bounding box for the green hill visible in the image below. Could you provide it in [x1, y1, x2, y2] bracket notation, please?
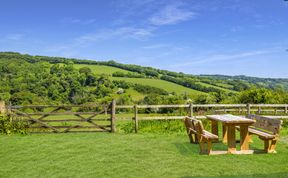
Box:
[1, 52, 288, 105]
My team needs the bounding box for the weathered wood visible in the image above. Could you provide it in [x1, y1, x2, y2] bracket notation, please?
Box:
[27, 112, 105, 116]
[240, 125, 250, 151]
[74, 114, 110, 131]
[285, 105, 288, 114]
[11, 109, 60, 133]
[211, 120, 219, 141]
[40, 118, 111, 122]
[222, 124, 227, 144]
[137, 104, 189, 108]
[134, 105, 138, 133]
[0, 101, 5, 114]
[30, 125, 111, 129]
[184, 117, 219, 155]
[30, 130, 110, 134]
[111, 99, 116, 133]
[189, 103, 193, 117]
[247, 114, 282, 134]
[206, 114, 255, 124]
[257, 106, 261, 114]
[227, 125, 236, 153]
[247, 104, 251, 115]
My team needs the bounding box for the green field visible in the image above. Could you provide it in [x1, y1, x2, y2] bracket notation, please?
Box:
[1, 128, 288, 178]
[197, 82, 237, 93]
[74, 64, 130, 75]
[112, 77, 206, 95]
[74, 64, 208, 96]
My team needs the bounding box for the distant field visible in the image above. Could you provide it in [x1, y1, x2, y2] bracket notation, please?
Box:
[215, 82, 234, 89]
[74, 64, 130, 75]
[75, 64, 209, 95]
[197, 82, 237, 93]
[112, 77, 206, 95]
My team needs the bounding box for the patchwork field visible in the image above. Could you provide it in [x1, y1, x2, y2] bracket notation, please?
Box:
[112, 77, 206, 96]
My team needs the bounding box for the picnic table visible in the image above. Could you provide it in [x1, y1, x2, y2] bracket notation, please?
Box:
[206, 114, 256, 154]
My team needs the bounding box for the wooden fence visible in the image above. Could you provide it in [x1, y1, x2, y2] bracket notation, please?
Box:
[117, 103, 288, 133]
[1, 100, 288, 133]
[1, 100, 116, 133]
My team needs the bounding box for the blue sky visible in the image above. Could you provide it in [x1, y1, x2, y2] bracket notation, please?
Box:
[0, 0, 288, 78]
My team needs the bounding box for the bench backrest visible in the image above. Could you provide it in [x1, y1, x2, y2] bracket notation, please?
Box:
[184, 117, 204, 135]
[247, 114, 282, 135]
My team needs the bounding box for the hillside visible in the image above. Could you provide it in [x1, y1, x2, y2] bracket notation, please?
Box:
[0, 52, 288, 105]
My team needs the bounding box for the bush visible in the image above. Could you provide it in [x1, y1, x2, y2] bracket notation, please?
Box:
[0, 114, 29, 135]
[119, 119, 211, 134]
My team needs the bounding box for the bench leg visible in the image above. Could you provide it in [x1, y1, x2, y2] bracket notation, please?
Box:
[264, 140, 269, 153]
[199, 138, 206, 154]
[188, 132, 194, 143]
[268, 140, 277, 153]
[207, 140, 212, 155]
[198, 137, 212, 155]
[264, 139, 277, 153]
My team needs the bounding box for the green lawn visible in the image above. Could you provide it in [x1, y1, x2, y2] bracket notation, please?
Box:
[112, 77, 206, 96]
[1, 127, 288, 178]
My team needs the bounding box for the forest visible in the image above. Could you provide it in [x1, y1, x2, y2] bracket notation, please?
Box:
[0, 52, 288, 106]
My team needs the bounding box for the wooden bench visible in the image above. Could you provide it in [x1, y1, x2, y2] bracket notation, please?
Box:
[184, 117, 218, 155]
[237, 114, 282, 153]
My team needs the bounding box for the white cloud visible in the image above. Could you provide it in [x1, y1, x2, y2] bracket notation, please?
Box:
[5, 34, 24, 41]
[170, 50, 275, 68]
[75, 27, 154, 44]
[149, 2, 196, 26]
[142, 44, 170, 49]
[60, 18, 96, 25]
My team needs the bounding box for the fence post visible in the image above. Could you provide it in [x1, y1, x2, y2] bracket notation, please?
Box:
[0, 101, 5, 115]
[257, 106, 261, 115]
[285, 104, 288, 114]
[134, 105, 138, 133]
[111, 99, 116, 133]
[246, 104, 251, 115]
[189, 103, 193, 117]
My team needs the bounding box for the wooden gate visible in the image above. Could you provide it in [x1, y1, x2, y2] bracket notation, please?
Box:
[8, 100, 116, 133]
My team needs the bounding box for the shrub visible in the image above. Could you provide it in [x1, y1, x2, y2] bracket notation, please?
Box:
[0, 114, 29, 135]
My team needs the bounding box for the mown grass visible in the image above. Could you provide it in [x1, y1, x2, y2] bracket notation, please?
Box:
[112, 77, 206, 95]
[1, 126, 288, 178]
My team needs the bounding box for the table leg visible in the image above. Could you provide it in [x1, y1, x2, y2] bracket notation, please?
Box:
[240, 125, 249, 151]
[222, 123, 227, 144]
[227, 124, 236, 153]
[211, 120, 219, 136]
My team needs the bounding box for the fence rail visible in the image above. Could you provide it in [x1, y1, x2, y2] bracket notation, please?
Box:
[1, 101, 116, 134]
[1, 101, 288, 134]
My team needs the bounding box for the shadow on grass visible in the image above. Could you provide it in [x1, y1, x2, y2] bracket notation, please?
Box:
[173, 141, 270, 156]
[173, 142, 199, 155]
[181, 172, 288, 178]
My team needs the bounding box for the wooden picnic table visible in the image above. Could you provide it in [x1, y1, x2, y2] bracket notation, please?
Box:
[206, 114, 256, 154]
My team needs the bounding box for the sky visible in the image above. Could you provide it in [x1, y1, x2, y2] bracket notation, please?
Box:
[0, 0, 288, 78]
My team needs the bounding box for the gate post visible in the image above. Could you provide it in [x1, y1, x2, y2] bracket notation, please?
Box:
[111, 99, 116, 133]
[189, 103, 193, 117]
[134, 105, 138, 133]
[0, 101, 5, 115]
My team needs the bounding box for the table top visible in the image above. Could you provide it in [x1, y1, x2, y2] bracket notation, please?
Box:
[206, 114, 256, 124]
